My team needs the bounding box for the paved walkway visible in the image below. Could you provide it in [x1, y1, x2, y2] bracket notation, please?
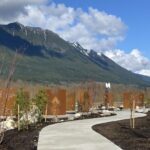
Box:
[38, 111, 145, 150]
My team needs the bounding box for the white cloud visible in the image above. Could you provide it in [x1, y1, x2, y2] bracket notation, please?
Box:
[104, 49, 150, 76]
[0, 0, 48, 23]
[79, 8, 125, 37]
[137, 70, 150, 76]
[57, 7, 126, 51]
[4, 1, 126, 51]
[17, 3, 76, 31]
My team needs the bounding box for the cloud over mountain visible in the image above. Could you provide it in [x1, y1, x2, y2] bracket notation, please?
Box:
[0, 0, 149, 76]
[104, 49, 150, 76]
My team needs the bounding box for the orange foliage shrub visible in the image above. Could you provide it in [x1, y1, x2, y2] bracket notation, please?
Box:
[123, 92, 144, 108]
[0, 88, 17, 116]
[66, 89, 75, 111]
[46, 89, 66, 115]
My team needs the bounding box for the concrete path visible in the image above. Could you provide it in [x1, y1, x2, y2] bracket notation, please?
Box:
[38, 111, 145, 150]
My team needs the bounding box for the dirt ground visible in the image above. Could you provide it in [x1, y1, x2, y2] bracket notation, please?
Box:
[93, 112, 150, 150]
[0, 121, 54, 150]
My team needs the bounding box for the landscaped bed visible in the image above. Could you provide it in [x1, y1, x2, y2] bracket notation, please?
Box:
[93, 112, 150, 150]
[0, 121, 54, 150]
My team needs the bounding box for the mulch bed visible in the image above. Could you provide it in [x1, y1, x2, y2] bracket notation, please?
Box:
[0, 121, 54, 150]
[93, 112, 150, 150]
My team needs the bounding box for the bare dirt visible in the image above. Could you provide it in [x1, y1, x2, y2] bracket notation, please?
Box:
[93, 112, 150, 150]
[0, 121, 54, 150]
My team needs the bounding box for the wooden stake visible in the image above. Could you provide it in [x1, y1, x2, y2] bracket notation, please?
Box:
[45, 104, 48, 122]
[132, 99, 135, 129]
[130, 108, 132, 128]
[18, 104, 20, 131]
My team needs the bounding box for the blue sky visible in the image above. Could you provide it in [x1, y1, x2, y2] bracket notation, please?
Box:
[0, 0, 150, 76]
[54, 0, 150, 58]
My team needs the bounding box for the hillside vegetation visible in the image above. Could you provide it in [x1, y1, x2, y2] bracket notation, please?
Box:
[0, 22, 150, 86]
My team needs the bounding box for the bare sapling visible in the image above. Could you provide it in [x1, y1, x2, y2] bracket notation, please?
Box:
[130, 94, 135, 129]
[0, 50, 19, 144]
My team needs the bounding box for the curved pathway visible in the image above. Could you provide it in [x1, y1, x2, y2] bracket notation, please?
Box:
[38, 111, 145, 150]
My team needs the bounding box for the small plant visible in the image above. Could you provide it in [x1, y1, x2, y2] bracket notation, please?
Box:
[14, 88, 30, 130]
[32, 89, 48, 122]
[145, 98, 150, 107]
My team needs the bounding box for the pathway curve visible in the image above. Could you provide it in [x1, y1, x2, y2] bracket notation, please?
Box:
[38, 111, 145, 150]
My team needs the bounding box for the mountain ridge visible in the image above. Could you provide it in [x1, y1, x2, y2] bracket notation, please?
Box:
[0, 22, 150, 86]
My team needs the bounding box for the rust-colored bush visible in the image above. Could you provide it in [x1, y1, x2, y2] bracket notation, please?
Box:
[123, 92, 144, 108]
[66, 89, 75, 111]
[46, 89, 66, 115]
[104, 90, 113, 107]
[0, 88, 17, 116]
[75, 88, 91, 112]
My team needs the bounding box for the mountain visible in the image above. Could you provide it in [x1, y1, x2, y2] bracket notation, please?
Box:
[0, 22, 150, 86]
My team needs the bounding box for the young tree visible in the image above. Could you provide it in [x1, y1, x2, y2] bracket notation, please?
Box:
[32, 89, 48, 122]
[15, 88, 30, 130]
